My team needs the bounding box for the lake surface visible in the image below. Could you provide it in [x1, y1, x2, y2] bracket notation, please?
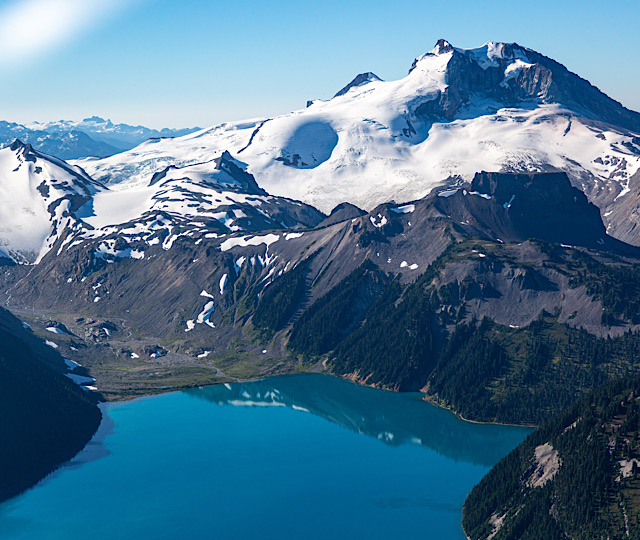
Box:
[0, 374, 531, 539]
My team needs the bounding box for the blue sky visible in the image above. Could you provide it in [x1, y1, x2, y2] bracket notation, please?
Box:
[1, 0, 638, 128]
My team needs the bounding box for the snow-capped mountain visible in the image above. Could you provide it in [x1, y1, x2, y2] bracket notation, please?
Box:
[0, 141, 102, 263]
[0, 141, 323, 264]
[2, 38, 639, 265]
[72, 150, 324, 263]
[25, 117, 200, 153]
[0, 118, 200, 160]
[0, 121, 120, 160]
[75, 39, 640, 244]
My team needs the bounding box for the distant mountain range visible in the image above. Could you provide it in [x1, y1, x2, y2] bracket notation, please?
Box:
[0, 116, 200, 160]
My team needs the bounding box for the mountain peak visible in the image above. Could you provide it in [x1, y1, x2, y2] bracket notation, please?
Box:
[9, 139, 36, 157]
[432, 38, 453, 55]
[9, 139, 29, 151]
[82, 116, 107, 124]
[406, 39, 640, 131]
[458, 41, 530, 69]
[334, 72, 382, 98]
[417, 39, 529, 69]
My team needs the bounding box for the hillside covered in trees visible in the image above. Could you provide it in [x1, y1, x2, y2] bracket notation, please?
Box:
[285, 239, 640, 425]
[0, 307, 102, 502]
[463, 376, 640, 539]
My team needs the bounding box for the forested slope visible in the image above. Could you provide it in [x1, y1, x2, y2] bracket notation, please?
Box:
[463, 376, 640, 539]
[0, 307, 101, 501]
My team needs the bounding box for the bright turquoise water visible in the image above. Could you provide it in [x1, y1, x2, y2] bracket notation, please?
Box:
[0, 374, 532, 539]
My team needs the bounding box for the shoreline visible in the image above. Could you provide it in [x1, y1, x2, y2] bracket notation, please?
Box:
[0, 398, 103, 506]
[419, 392, 538, 429]
[99, 368, 540, 431]
[6, 370, 528, 540]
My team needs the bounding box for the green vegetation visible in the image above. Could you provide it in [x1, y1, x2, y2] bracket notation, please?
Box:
[288, 261, 389, 357]
[328, 253, 452, 390]
[569, 252, 640, 325]
[251, 257, 312, 336]
[330, 280, 438, 390]
[429, 314, 640, 425]
[464, 376, 640, 539]
[0, 308, 101, 502]
[533, 241, 640, 325]
[101, 366, 230, 400]
[281, 238, 640, 424]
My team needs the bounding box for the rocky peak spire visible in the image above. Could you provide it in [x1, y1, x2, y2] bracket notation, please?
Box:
[432, 38, 453, 55]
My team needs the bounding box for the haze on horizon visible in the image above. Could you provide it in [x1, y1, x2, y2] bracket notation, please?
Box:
[0, 0, 637, 130]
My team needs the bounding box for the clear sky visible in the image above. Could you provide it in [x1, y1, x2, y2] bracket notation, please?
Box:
[1, 0, 638, 129]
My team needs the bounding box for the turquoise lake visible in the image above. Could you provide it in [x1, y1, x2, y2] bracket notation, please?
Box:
[0, 374, 532, 539]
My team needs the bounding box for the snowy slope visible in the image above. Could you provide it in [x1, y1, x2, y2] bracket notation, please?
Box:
[0, 141, 100, 263]
[0, 142, 322, 265]
[76, 40, 640, 215]
[78, 151, 322, 232]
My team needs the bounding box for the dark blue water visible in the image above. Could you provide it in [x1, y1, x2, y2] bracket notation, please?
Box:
[0, 374, 531, 539]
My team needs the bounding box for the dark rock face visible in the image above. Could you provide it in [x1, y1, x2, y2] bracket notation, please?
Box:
[214, 151, 267, 195]
[333, 72, 382, 98]
[432, 171, 636, 253]
[319, 202, 366, 227]
[413, 40, 640, 132]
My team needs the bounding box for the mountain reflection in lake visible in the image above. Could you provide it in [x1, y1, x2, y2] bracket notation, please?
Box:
[0, 373, 532, 540]
[185, 373, 531, 467]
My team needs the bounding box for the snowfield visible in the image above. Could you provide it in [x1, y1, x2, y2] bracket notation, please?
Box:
[74, 42, 640, 214]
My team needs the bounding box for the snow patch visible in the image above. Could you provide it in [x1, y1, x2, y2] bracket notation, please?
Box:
[196, 301, 215, 328]
[504, 195, 515, 209]
[220, 234, 280, 252]
[390, 204, 415, 214]
[468, 190, 491, 200]
[219, 273, 228, 295]
[65, 373, 95, 385]
[370, 214, 388, 228]
[500, 59, 533, 87]
[46, 326, 67, 335]
[64, 358, 81, 370]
